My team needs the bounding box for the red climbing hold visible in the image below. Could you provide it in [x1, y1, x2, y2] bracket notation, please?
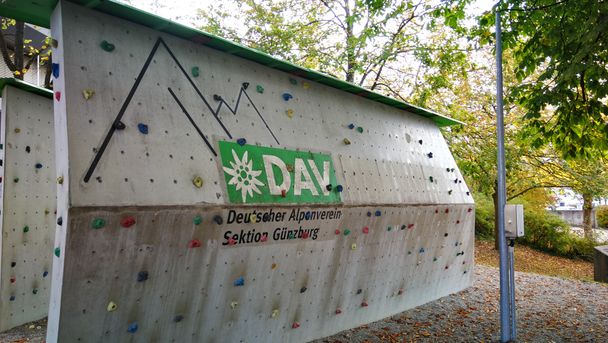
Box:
[435, 209, 439, 214]
[445, 208, 449, 214]
[456, 220, 460, 224]
[9, 276, 16, 283]
[55, 91, 61, 101]
[281, 189, 286, 198]
[302, 231, 309, 239]
[228, 237, 237, 245]
[121, 216, 136, 228]
[407, 224, 415, 229]
[361, 301, 368, 307]
[188, 239, 202, 248]
[260, 235, 268, 242]
[292, 322, 300, 329]
[335, 308, 342, 315]
[334, 229, 340, 235]
[468, 208, 473, 212]
[362, 227, 369, 234]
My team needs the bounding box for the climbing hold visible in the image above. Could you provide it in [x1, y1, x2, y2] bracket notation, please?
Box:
[300, 286, 307, 293]
[361, 301, 368, 307]
[192, 176, 204, 188]
[454, 178, 459, 184]
[256, 85, 264, 93]
[23, 225, 29, 233]
[188, 239, 202, 248]
[347, 123, 355, 129]
[387, 226, 392, 231]
[193, 215, 202, 225]
[303, 82, 310, 89]
[127, 322, 138, 333]
[100, 40, 115, 52]
[173, 315, 184, 323]
[52, 63, 60, 78]
[418, 139, 423, 144]
[271, 263, 277, 269]
[468, 208, 473, 212]
[433, 257, 437, 262]
[286, 164, 294, 172]
[419, 248, 425, 253]
[292, 322, 300, 329]
[429, 176, 434, 183]
[230, 301, 238, 309]
[325, 184, 333, 191]
[427, 152, 433, 158]
[14, 177, 19, 183]
[213, 94, 223, 101]
[55, 91, 61, 101]
[114, 121, 126, 130]
[398, 289, 404, 295]
[289, 78, 298, 85]
[45, 209, 50, 215]
[356, 288, 362, 295]
[234, 277, 245, 287]
[228, 237, 237, 245]
[121, 216, 136, 228]
[400, 225, 406, 230]
[237, 138, 247, 146]
[343, 229, 351, 236]
[466, 191, 471, 196]
[271, 309, 280, 319]
[26, 146, 31, 153]
[302, 231, 309, 239]
[10, 276, 16, 283]
[9, 295, 15, 301]
[191, 66, 200, 77]
[362, 227, 369, 234]
[448, 190, 453, 195]
[82, 89, 95, 100]
[137, 123, 149, 134]
[281, 189, 287, 198]
[335, 185, 343, 192]
[334, 229, 340, 235]
[35, 163, 43, 169]
[54, 247, 61, 257]
[11, 262, 16, 268]
[57, 176, 64, 184]
[32, 288, 38, 295]
[343, 138, 351, 145]
[445, 266, 449, 270]
[351, 243, 357, 250]
[43, 271, 48, 277]
[444, 233, 448, 237]
[213, 215, 223, 225]
[407, 224, 415, 229]
[260, 235, 268, 242]
[286, 109, 294, 118]
[137, 271, 149, 282]
[91, 218, 105, 229]
[356, 126, 364, 133]
[56, 216, 62, 226]
[445, 208, 450, 214]
[242, 82, 249, 89]
[282, 93, 293, 101]
[335, 308, 342, 315]
[375, 210, 381, 217]
[451, 168, 455, 172]
[367, 212, 372, 217]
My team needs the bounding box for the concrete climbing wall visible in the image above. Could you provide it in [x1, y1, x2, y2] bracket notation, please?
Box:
[0, 84, 55, 332]
[48, 1, 474, 342]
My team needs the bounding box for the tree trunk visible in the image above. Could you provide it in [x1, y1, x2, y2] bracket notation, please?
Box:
[582, 193, 593, 240]
[493, 189, 500, 250]
[344, 0, 355, 82]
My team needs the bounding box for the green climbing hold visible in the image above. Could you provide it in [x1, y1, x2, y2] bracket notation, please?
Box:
[23, 226, 29, 233]
[191, 66, 200, 77]
[193, 215, 202, 225]
[91, 218, 106, 229]
[256, 85, 264, 93]
[433, 257, 437, 262]
[54, 247, 60, 257]
[387, 226, 392, 231]
[100, 40, 115, 52]
[32, 288, 38, 295]
[343, 229, 351, 236]
[13, 177, 19, 183]
[356, 126, 364, 133]
[0, 143, 3, 149]
[289, 78, 298, 85]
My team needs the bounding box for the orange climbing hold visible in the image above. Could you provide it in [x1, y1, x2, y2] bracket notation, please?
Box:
[188, 239, 202, 248]
[121, 216, 136, 228]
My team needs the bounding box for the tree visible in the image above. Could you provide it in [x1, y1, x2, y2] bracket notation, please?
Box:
[0, 18, 52, 87]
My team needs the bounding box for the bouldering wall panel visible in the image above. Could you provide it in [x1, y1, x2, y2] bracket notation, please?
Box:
[48, 1, 474, 342]
[0, 84, 55, 332]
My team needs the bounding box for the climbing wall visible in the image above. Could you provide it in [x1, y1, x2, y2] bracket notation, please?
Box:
[48, 1, 474, 342]
[0, 84, 55, 332]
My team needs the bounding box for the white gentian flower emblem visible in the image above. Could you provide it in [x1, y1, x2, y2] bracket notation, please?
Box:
[223, 149, 264, 202]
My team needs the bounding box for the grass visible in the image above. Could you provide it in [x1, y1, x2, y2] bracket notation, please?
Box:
[475, 239, 595, 282]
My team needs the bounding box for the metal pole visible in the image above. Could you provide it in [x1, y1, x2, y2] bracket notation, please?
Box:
[508, 240, 517, 340]
[494, 2, 511, 342]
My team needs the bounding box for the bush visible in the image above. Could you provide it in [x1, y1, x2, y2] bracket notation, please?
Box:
[473, 193, 495, 239]
[596, 205, 608, 228]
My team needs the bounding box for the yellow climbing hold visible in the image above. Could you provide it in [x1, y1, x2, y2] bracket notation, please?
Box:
[250, 213, 257, 223]
[107, 301, 118, 312]
[271, 263, 277, 269]
[44, 209, 50, 215]
[57, 176, 64, 184]
[286, 109, 294, 118]
[230, 301, 238, 309]
[192, 176, 203, 188]
[82, 89, 95, 100]
[14, 128, 20, 133]
[303, 82, 310, 89]
[271, 309, 280, 319]
[351, 243, 357, 250]
[343, 138, 351, 145]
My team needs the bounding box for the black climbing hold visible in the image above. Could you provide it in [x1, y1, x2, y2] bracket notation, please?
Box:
[454, 178, 458, 183]
[451, 168, 455, 172]
[213, 215, 223, 225]
[418, 139, 423, 144]
[173, 315, 184, 323]
[348, 123, 355, 129]
[448, 190, 453, 195]
[114, 121, 126, 130]
[137, 271, 149, 282]
[213, 94, 222, 101]
[11, 262, 16, 268]
[43, 271, 48, 277]
[300, 286, 307, 293]
[357, 289, 362, 294]
[446, 168, 451, 172]
[9, 295, 15, 301]
[26, 146, 31, 153]
[444, 233, 448, 237]
[325, 184, 333, 191]
[242, 82, 249, 89]
[57, 217, 63, 226]
[401, 225, 406, 230]
[466, 191, 470, 196]
[35, 163, 43, 169]
[427, 152, 433, 158]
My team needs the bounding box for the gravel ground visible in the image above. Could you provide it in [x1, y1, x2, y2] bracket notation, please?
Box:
[1, 265, 606, 342]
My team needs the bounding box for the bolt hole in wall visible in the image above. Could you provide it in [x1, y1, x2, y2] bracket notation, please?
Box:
[0, 84, 55, 332]
[47, 2, 474, 343]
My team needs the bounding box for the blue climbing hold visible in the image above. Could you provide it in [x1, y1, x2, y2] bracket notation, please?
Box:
[367, 211, 372, 217]
[127, 322, 138, 333]
[137, 123, 149, 135]
[335, 185, 343, 192]
[52, 63, 60, 78]
[375, 210, 381, 217]
[419, 248, 425, 253]
[137, 271, 149, 282]
[173, 315, 184, 323]
[347, 123, 355, 129]
[282, 93, 293, 101]
[43, 271, 48, 277]
[35, 163, 43, 169]
[237, 138, 247, 146]
[233, 277, 245, 287]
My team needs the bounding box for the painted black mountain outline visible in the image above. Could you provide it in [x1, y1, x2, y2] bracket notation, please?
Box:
[83, 37, 279, 183]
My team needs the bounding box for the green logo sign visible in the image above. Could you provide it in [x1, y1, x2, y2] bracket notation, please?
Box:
[219, 141, 341, 204]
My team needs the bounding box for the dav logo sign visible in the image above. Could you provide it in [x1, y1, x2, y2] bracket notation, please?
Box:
[218, 141, 341, 204]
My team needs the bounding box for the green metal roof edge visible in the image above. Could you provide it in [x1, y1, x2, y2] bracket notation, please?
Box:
[0, 78, 53, 99]
[0, 0, 462, 127]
